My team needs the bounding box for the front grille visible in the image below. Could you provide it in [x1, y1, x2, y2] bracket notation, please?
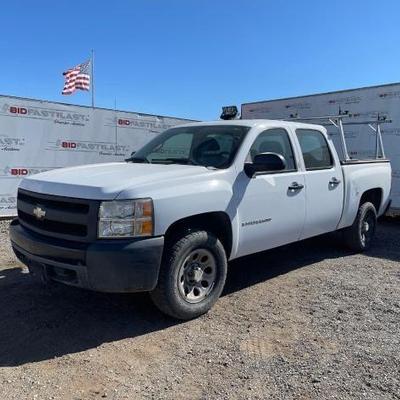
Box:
[18, 210, 87, 237]
[17, 189, 99, 242]
[18, 191, 89, 213]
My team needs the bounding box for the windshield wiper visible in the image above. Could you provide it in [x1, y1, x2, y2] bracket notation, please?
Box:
[125, 156, 149, 163]
[151, 158, 194, 165]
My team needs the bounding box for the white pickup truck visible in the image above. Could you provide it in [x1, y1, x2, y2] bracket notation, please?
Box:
[10, 119, 391, 319]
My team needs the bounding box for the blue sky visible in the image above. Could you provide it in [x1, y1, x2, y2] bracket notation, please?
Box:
[1, 0, 400, 120]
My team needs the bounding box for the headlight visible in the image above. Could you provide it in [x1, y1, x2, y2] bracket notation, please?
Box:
[98, 199, 153, 238]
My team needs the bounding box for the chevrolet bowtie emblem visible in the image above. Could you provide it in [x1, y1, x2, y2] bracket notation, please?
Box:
[33, 206, 46, 220]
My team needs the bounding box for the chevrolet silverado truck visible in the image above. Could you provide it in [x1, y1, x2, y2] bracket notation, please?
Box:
[10, 119, 391, 319]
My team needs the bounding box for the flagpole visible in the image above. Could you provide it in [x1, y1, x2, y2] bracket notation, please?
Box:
[91, 49, 95, 107]
[114, 97, 118, 153]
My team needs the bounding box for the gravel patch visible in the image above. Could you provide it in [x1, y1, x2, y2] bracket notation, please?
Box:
[0, 218, 399, 399]
[0, 219, 15, 268]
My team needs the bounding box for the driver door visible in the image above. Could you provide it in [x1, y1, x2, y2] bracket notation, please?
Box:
[236, 128, 306, 258]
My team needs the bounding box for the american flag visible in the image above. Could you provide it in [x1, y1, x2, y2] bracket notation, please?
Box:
[62, 59, 91, 95]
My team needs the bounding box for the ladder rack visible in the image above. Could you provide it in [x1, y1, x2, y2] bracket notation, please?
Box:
[286, 110, 390, 161]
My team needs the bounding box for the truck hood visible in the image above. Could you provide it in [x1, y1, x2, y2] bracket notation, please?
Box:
[19, 162, 212, 200]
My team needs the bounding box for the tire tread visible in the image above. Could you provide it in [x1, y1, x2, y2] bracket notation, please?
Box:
[150, 230, 227, 319]
[343, 201, 376, 252]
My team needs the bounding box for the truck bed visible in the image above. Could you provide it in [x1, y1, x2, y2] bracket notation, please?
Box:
[338, 159, 391, 229]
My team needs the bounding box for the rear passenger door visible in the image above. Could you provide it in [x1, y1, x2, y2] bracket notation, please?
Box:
[296, 129, 344, 239]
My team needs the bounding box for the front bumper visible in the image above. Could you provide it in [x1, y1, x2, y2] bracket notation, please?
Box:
[9, 219, 164, 292]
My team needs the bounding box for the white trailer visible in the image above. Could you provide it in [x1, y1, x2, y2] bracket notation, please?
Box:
[241, 82, 400, 213]
[0, 94, 193, 217]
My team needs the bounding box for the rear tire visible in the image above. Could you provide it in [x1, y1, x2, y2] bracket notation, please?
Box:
[343, 202, 377, 252]
[150, 230, 227, 320]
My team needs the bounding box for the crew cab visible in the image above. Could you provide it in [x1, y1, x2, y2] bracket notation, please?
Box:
[10, 119, 391, 319]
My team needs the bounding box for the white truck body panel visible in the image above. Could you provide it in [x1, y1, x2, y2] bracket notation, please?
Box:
[339, 162, 391, 228]
[233, 169, 306, 258]
[19, 162, 212, 200]
[19, 120, 392, 260]
[291, 126, 345, 240]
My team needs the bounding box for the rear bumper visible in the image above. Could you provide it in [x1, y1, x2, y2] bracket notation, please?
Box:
[9, 219, 164, 293]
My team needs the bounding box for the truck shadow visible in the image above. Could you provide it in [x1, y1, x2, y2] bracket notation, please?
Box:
[226, 220, 400, 298]
[0, 267, 174, 367]
[225, 220, 399, 295]
[0, 222, 398, 367]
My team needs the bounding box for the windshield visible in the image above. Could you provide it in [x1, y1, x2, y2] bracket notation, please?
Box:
[128, 125, 250, 169]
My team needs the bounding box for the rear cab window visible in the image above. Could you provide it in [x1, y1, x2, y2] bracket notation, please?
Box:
[296, 129, 333, 170]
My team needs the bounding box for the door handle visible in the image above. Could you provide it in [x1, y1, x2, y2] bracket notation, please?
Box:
[329, 177, 341, 186]
[288, 182, 304, 191]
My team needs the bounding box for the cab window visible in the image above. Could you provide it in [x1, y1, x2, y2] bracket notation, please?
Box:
[247, 128, 296, 171]
[296, 129, 333, 170]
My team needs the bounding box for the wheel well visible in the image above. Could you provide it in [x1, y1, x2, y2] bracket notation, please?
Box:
[164, 212, 233, 258]
[359, 188, 382, 212]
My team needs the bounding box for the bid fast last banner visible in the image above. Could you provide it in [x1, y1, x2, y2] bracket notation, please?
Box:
[0, 96, 190, 217]
[242, 83, 400, 212]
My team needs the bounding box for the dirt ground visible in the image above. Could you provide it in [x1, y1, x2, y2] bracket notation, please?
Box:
[0, 219, 399, 400]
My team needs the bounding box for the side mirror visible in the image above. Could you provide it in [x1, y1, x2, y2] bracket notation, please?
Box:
[244, 152, 287, 177]
[124, 151, 136, 162]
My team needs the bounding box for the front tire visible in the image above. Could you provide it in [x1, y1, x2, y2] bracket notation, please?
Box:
[343, 202, 377, 252]
[150, 230, 227, 320]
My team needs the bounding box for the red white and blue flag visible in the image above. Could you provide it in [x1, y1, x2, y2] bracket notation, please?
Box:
[62, 59, 91, 95]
